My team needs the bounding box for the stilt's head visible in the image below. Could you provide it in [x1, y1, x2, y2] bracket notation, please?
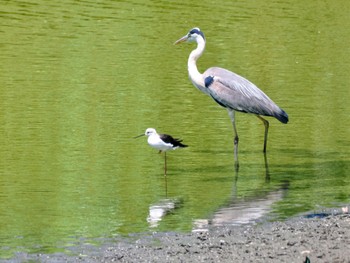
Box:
[144, 128, 157, 137]
[134, 128, 157, 139]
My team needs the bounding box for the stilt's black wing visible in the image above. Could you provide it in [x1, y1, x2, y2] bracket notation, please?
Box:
[160, 134, 188, 148]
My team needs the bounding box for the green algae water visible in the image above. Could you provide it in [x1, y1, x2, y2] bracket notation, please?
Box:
[0, 0, 349, 259]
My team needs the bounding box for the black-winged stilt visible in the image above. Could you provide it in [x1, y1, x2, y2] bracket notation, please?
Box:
[134, 128, 188, 176]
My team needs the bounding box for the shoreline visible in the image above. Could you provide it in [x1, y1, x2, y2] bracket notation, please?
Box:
[5, 208, 350, 263]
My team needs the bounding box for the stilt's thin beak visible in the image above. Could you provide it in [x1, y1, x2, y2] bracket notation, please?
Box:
[133, 134, 145, 139]
[174, 35, 188, 45]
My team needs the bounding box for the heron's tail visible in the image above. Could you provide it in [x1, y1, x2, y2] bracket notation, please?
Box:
[274, 108, 289, 124]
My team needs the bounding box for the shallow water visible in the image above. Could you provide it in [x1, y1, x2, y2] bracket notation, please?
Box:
[0, 0, 349, 259]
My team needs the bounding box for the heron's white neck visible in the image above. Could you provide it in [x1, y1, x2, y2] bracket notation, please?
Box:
[188, 37, 207, 94]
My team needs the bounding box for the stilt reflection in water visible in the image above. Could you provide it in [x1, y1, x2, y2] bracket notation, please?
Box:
[147, 176, 183, 228]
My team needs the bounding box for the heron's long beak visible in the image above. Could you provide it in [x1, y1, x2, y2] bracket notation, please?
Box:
[133, 134, 145, 139]
[174, 35, 188, 45]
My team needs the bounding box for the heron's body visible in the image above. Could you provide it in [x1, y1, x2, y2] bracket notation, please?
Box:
[202, 67, 288, 123]
[134, 128, 187, 176]
[175, 27, 288, 163]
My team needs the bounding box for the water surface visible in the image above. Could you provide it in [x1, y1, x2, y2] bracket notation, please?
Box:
[0, 0, 349, 259]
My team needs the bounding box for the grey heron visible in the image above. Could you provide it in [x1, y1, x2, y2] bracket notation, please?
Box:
[174, 27, 288, 162]
[134, 128, 188, 176]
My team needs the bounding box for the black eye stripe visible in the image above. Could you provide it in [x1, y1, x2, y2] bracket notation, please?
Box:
[188, 28, 205, 41]
[189, 28, 200, 35]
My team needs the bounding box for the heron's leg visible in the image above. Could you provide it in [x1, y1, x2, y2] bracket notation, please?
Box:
[227, 109, 239, 164]
[263, 152, 270, 182]
[257, 116, 269, 153]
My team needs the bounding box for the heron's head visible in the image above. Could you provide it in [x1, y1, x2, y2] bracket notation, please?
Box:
[174, 27, 205, 45]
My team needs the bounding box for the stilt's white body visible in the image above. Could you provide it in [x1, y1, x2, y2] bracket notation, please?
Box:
[147, 133, 178, 152]
[135, 128, 188, 176]
[141, 128, 186, 153]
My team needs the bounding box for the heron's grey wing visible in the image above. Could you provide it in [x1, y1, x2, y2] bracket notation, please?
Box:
[204, 67, 283, 117]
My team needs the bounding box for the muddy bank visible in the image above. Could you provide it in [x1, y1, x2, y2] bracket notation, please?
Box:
[6, 211, 350, 263]
[97, 213, 350, 263]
